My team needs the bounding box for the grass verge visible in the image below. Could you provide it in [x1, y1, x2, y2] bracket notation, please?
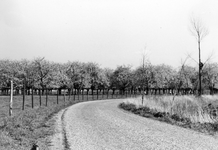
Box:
[119, 95, 218, 136]
[0, 98, 90, 150]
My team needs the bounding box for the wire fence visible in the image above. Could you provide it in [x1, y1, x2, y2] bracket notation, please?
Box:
[1, 87, 217, 116]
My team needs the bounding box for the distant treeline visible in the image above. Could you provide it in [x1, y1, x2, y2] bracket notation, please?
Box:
[0, 57, 218, 95]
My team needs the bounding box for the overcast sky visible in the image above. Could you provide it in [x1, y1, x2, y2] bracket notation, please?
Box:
[0, 0, 218, 69]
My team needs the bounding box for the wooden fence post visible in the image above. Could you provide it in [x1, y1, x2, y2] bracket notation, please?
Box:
[87, 89, 89, 101]
[64, 89, 66, 104]
[111, 89, 114, 99]
[9, 80, 13, 116]
[78, 89, 79, 100]
[46, 88, 48, 106]
[39, 89, 42, 106]
[57, 89, 59, 104]
[102, 89, 104, 99]
[73, 89, 76, 101]
[82, 89, 84, 100]
[97, 89, 98, 100]
[32, 87, 34, 108]
[22, 79, 25, 110]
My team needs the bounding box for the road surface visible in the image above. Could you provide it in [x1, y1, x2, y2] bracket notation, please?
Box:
[50, 99, 218, 150]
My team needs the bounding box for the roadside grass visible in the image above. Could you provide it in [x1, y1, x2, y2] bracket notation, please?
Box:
[0, 95, 74, 150]
[0, 93, 130, 150]
[119, 95, 218, 135]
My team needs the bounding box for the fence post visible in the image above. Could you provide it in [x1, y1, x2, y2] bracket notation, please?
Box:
[46, 88, 48, 106]
[57, 89, 59, 104]
[9, 80, 13, 116]
[87, 89, 89, 101]
[73, 89, 76, 101]
[112, 89, 113, 99]
[82, 89, 84, 100]
[39, 89, 42, 106]
[102, 89, 104, 99]
[32, 87, 34, 108]
[22, 79, 25, 110]
[78, 89, 79, 100]
[97, 89, 98, 100]
[64, 89, 66, 103]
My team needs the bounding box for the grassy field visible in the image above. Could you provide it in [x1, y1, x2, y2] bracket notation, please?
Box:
[0, 95, 71, 150]
[0, 93, 131, 119]
[0, 93, 133, 150]
[120, 95, 218, 135]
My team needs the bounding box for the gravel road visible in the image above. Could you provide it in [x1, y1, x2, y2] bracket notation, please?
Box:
[50, 99, 218, 150]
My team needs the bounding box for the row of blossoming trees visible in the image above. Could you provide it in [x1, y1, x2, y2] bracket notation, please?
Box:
[0, 57, 218, 96]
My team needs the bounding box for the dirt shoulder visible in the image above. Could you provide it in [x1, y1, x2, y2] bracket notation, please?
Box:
[48, 108, 67, 150]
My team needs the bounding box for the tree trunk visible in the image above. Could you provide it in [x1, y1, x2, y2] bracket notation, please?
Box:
[58, 88, 62, 95]
[64, 90, 66, 104]
[68, 88, 71, 101]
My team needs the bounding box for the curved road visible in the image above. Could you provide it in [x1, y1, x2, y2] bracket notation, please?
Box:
[52, 99, 218, 150]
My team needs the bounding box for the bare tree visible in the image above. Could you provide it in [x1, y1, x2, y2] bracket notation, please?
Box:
[138, 46, 153, 105]
[190, 17, 209, 96]
[141, 53, 146, 105]
[170, 56, 190, 106]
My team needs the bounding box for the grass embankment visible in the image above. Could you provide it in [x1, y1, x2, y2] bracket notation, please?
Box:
[119, 95, 218, 135]
[0, 95, 113, 150]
